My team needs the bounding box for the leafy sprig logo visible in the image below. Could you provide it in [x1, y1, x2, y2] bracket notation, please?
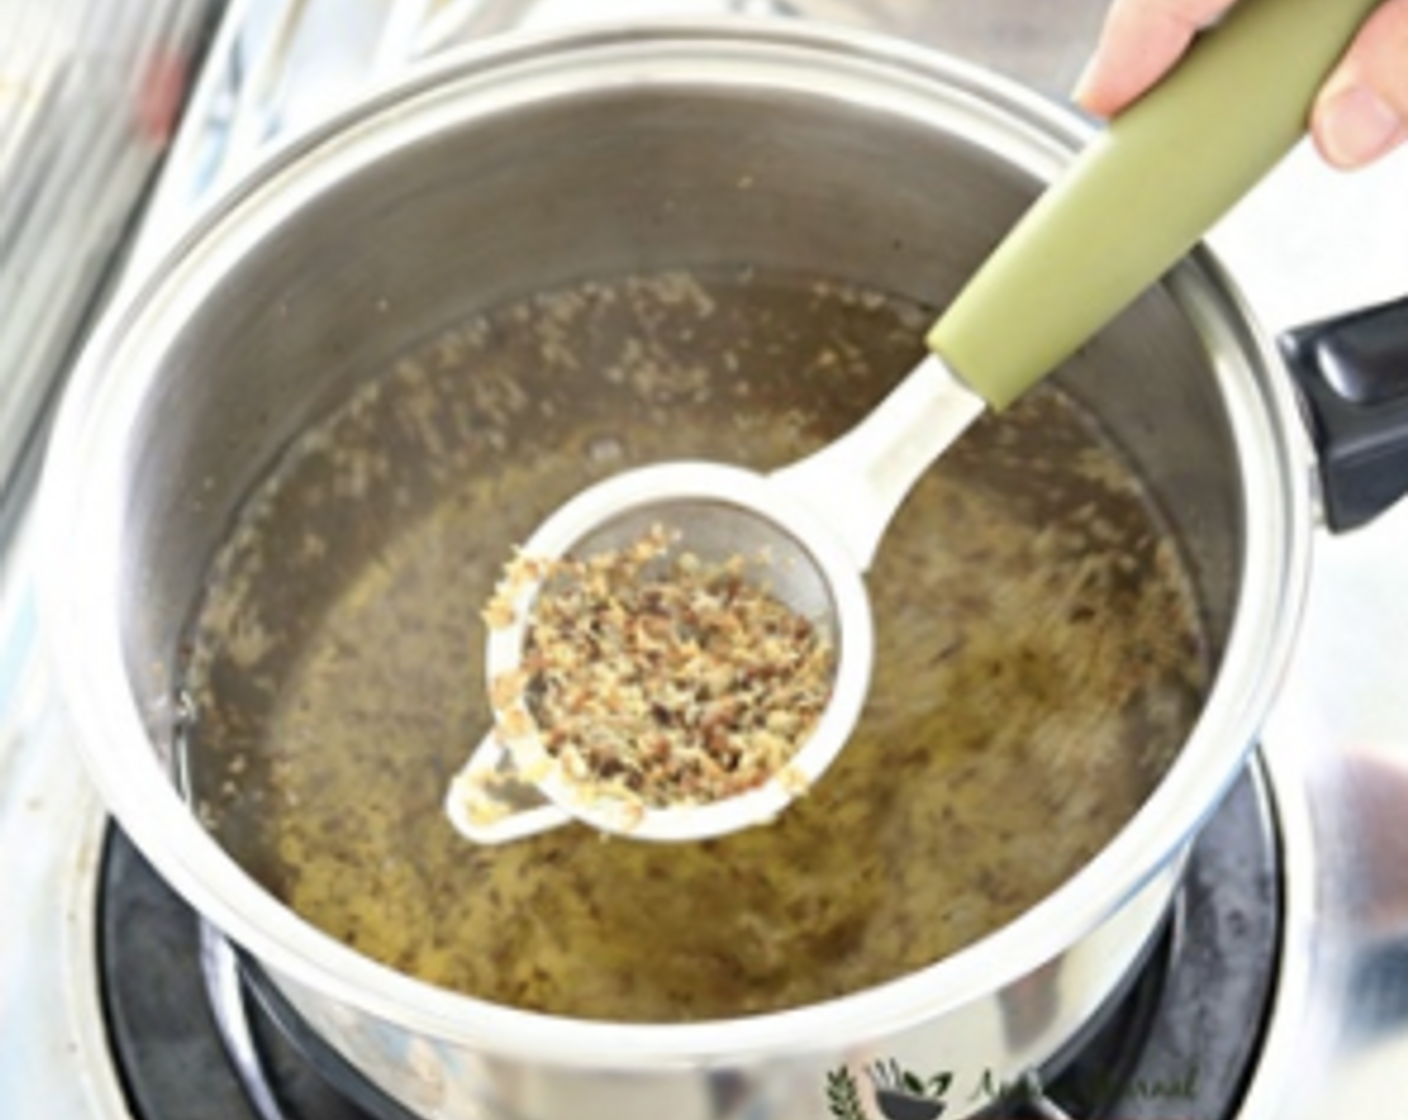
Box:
[827, 1060, 952, 1120]
[825, 1066, 869, 1120]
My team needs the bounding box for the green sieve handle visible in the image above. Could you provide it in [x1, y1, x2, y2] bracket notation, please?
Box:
[927, 0, 1382, 410]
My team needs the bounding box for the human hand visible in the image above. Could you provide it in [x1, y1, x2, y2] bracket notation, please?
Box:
[1074, 0, 1408, 169]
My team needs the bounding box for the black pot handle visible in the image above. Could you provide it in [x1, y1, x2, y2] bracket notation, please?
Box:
[1280, 294, 1408, 532]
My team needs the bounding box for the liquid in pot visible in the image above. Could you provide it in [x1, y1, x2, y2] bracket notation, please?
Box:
[184, 268, 1208, 1022]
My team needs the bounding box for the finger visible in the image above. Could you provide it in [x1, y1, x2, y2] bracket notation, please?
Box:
[1311, 0, 1408, 168]
[1073, 0, 1239, 118]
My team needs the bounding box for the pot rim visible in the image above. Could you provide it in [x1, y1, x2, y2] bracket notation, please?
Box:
[37, 17, 1312, 1064]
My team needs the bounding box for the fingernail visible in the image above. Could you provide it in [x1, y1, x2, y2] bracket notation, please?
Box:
[1319, 85, 1404, 168]
[1071, 57, 1098, 107]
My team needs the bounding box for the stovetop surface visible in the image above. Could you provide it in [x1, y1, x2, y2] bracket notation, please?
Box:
[3, 2, 1408, 1120]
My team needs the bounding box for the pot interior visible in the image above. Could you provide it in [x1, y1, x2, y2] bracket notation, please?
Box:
[112, 56, 1246, 1021]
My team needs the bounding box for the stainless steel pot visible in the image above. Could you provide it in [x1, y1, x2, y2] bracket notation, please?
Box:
[35, 19, 1382, 1120]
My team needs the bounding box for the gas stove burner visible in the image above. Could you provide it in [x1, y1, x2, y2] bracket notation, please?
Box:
[98, 829, 382, 1120]
[96, 766, 1279, 1120]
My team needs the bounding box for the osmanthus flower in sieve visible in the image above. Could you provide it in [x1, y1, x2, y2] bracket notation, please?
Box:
[484, 525, 836, 815]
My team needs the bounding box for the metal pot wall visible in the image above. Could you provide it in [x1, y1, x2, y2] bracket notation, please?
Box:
[35, 20, 1408, 1120]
